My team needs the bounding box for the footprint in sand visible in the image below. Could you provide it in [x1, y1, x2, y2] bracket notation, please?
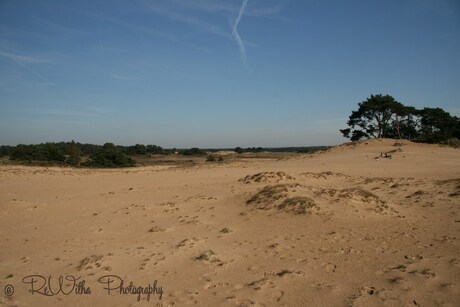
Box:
[76, 254, 112, 274]
[321, 262, 337, 273]
[148, 225, 166, 233]
[139, 252, 166, 269]
[219, 227, 232, 233]
[193, 250, 224, 266]
[177, 237, 202, 249]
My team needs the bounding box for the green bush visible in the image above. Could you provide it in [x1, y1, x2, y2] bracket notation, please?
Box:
[182, 147, 205, 156]
[10, 143, 65, 162]
[83, 143, 135, 168]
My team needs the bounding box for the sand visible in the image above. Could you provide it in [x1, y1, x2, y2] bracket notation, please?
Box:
[0, 138, 459, 306]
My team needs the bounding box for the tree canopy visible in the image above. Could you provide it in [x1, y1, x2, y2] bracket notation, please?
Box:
[340, 94, 459, 143]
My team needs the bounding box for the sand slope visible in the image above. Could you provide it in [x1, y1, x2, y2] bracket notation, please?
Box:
[0, 139, 459, 306]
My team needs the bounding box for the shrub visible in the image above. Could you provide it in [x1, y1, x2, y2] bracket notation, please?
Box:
[83, 143, 135, 168]
[206, 154, 224, 162]
[183, 147, 205, 156]
[445, 138, 460, 148]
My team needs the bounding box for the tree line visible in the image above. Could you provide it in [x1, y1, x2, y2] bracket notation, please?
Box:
[340, 94, 460, 143]
[0, 142, 301, 168]
[0, 142, 169, 167]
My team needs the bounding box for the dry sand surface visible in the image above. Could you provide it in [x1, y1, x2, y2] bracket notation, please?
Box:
[1, 139, 459, 306]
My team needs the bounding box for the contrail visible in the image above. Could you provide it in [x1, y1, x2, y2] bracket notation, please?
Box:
[0, 51, 50, 83]
[232, 0, 249, 65]
[232, 0, 249, 36]
[232, 27, 247, 64]
[13, 58, 50, 83]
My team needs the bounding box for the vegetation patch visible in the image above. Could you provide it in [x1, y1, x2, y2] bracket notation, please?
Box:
[246, 184, 292, 205]
[82, 143, 135, 168]
[277, 197, 318, 215]
[206, 154, 223, 162]
[239, 172, 295, 184]
[246, 184, 316, 215]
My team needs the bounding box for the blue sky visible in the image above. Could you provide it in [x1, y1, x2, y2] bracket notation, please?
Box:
[0, 0, 459, 147]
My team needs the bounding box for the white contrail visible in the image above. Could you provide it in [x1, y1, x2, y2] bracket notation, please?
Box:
[233, 27, 247, 64]
[0, 51, 50, 83]
[232, 0, 249, 65]
[13, 58, 50, 83]
[232, 0, 249, 36]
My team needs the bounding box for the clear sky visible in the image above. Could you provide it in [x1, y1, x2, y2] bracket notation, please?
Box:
[1, 0, 459, 148]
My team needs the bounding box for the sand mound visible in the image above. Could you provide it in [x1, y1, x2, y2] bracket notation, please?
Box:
[314, 187, 396, 215]
[300, 171, 350, 180]
[246, 184, 318, 215]
[239, 171, 295, 184]
[276, 196, 318, 215]
[437, 178, 460, 197]
[245, 181, 396, 216]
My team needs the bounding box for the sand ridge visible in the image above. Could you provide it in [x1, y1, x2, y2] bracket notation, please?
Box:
[0, 139, 459, 306]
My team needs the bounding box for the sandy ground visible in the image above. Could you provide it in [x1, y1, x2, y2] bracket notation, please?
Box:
[0, 139, 459, 306]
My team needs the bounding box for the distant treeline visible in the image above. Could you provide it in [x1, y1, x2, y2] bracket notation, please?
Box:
[0, 142, 168, 158]
[0, 142, 167, 168]
[0, 142, 325, 168]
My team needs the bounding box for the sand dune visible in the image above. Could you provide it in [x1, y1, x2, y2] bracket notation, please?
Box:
[1, 139, 459, 306]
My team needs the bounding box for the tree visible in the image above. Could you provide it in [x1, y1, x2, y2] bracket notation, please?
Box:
[418, 108, 459, 143]
[182, 148, 205, 155]
[340, 94, 404, 141]
[396, 106, 420, 140]
[146, 145, 163, 154]
[341, 94, 459, 143]
[68, 141, 81, 166]
[0, 145, 13, 157]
